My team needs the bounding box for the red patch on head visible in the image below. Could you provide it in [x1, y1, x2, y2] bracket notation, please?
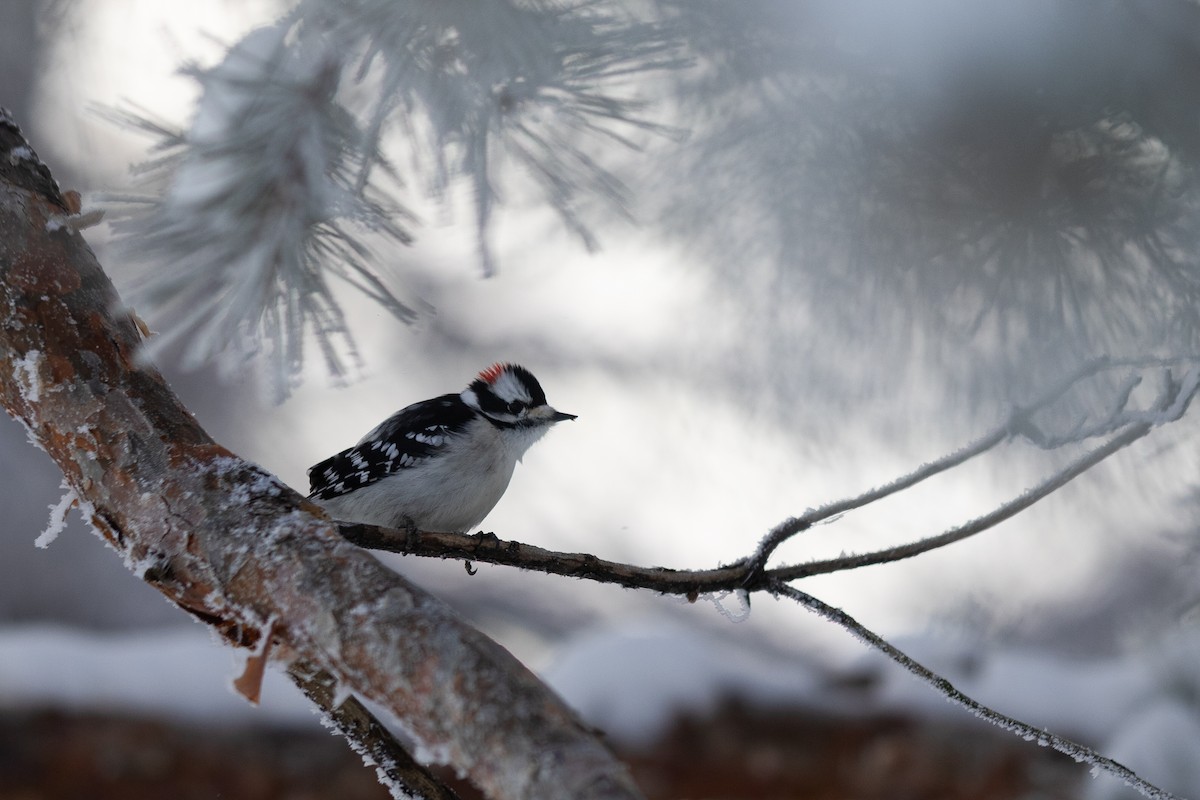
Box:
[478, 362, 510, 384]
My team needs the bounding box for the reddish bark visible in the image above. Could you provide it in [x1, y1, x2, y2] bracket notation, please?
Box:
[0, 111, 642, 800]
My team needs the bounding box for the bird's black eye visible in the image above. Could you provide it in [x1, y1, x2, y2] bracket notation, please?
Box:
[507, 400, 527, 415]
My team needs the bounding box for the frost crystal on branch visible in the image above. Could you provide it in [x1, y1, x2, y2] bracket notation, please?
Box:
[37, 480, 78, 549]
[111, 24, 416, 398]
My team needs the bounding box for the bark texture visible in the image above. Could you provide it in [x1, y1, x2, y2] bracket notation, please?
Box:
[0, 111, 643, 800]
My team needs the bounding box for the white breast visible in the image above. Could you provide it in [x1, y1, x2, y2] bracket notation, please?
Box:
[318, 418, 544, 533]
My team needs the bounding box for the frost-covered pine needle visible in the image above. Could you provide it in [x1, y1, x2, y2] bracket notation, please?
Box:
[108, 23, 416, 399]
[294, 0, 689, 273]
[107, 3, 686, 394]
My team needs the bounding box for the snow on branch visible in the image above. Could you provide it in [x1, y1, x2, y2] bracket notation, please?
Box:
[0, 112, 642, 800]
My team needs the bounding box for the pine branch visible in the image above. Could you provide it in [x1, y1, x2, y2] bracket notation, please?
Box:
[294, 0, 688, 273]
[105, 26, 417, 399]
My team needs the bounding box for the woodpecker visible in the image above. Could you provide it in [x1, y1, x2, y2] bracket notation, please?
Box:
[308, 363, 575, 533]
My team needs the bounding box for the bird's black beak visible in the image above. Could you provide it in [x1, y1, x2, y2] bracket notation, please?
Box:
[551, 410, 577, 422]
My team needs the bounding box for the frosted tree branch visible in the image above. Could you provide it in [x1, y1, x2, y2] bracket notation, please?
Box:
[771, 369, 1200, 580]
[772, 419, 1155, 581]
[3, 106, 1192, 800]
[0, 112, 642, 800]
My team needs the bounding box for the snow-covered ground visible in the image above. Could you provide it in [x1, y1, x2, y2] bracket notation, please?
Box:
[543, 623, 1200, 800]
[3, 621, 1199, 800]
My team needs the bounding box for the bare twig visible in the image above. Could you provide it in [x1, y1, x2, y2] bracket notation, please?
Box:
[776, 370, 1200, 579]
[750, 356, 1200, 569]
[773, 418, 1155, 580]
[337, 523, 750, 595]
[769, 581, 1187, 800]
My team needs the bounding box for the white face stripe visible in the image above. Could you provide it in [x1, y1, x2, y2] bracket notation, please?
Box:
[489, 369, 532, 404]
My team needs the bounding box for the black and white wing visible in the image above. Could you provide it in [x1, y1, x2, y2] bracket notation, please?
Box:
[307, 394, 475, 501]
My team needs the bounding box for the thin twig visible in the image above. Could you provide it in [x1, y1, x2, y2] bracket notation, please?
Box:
[338, 524, 750, 595]
[769, 581, 1186, 800]
[773, 418, 1154, 580]
[775, 369, 1200, 579]
[750, 355, 1200, 568]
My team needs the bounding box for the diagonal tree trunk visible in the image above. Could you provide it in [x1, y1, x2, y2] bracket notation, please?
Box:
[0, 109, 643, 800]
